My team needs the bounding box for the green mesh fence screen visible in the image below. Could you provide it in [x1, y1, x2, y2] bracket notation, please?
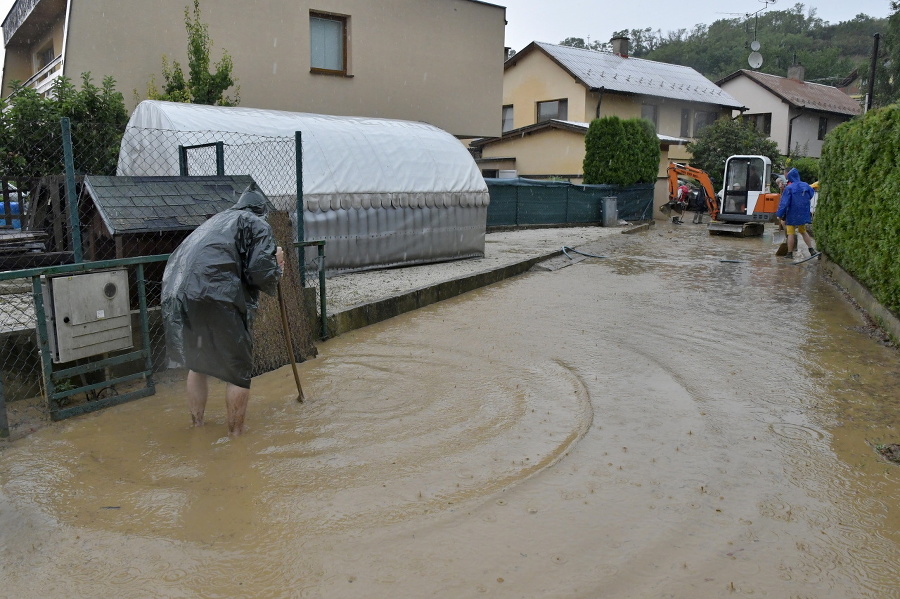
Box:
[485, 178, 654, 227]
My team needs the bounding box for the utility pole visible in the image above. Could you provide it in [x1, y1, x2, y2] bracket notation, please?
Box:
[867, 33, 880, 112]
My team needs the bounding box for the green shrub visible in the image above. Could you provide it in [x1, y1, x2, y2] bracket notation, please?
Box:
[787, 156, 820, 183]
[686, 117, 781, 188]
[583, 116, 659, 185]
[0, 73, 127, 178]
[818, 105, 900, 316]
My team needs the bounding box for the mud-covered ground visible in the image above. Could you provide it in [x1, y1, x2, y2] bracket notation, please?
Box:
[1, 223, 898, 598]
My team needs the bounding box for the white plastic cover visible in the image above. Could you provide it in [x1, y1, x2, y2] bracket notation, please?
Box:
[118, 100, 488, 198]
[118, 101, 489, 275]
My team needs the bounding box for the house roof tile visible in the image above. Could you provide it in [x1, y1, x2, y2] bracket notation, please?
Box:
[717, 69, 862, 116]
[83, 175, 261, 235]
[470, 119, 690, 148]
[509, 42, 744, 109]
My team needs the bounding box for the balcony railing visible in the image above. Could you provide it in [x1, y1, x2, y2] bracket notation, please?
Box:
[21, 54, 62, 96]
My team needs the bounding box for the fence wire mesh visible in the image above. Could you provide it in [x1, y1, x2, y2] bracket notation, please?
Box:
[1, 119, 323, 436]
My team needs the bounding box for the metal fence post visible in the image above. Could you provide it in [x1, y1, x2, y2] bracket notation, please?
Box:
[178, 145, 188, 175]
[318, 243, 327, 339]
[137, 263, 155, 391]
[0, 375, 9, 438]
[296, 131, 305, 286]
[215, 141, 225, 176]
[31, 276, 57, 410]
[515, 186, 520, 226]
[60, 118, 83, 263]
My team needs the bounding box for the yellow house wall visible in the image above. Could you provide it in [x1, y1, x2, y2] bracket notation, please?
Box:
[5, 0, 505, 138]
[480, 128, 587, 179]
[594, 93, 640, 120]
[480, 126, 679, 220]
[503, 50, 587, 128]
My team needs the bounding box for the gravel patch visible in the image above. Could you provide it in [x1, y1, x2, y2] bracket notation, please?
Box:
[325, 225, 625, 313]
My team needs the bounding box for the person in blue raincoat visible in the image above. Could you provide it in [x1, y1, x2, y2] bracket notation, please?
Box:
[162, 184, 284, 436]
[775, 168, 818, 260]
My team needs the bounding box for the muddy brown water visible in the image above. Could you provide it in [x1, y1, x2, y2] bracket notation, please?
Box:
[1, 224, 898, 598]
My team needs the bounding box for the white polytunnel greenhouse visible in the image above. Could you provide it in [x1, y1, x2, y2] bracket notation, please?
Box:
[117, 100, 490, 275]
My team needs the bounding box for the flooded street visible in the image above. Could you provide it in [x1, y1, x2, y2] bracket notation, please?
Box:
[1, 224, 898, 598]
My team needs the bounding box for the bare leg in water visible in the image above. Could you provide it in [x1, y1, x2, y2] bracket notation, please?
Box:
[186, 369, 208, 427]
[225, 383, 251, 436]
[187, 370, 250, 436]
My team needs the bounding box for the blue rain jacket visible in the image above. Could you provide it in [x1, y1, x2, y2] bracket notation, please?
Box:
[775, 168, 815, 226]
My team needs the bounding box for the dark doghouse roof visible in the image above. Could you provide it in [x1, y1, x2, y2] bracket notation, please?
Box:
[83, 175, 272, 235]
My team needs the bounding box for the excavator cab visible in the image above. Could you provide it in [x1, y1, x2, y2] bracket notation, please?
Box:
[707, 155, 778, 236]
[721, 156, 770, 216]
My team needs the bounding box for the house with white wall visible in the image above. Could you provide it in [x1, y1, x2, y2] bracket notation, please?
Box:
[716, 66, 862, 158]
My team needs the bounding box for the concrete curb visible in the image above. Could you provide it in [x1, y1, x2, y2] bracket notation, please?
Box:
[822, 257, 900, 345]
[622, 221, 654, 234]
[326, 250, 561, 337]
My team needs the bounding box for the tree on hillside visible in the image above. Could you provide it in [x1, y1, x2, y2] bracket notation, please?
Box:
[560, 4, 885, 82]
[685, 118, 781, 188]
[610, 28, 663, 55]
[143, 0, 240, 106]
[559, 37, 608, 52]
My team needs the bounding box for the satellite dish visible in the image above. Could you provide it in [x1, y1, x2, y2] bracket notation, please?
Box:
[748, 52, 763, 69]
[751, 40, 761, 51]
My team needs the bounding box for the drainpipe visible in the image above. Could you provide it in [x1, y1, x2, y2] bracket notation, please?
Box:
[591, 87, 605, 119]
[787, 108, 804, 156]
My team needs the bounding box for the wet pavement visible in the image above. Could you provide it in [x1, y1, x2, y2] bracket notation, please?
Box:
[0, 222, 898, 598]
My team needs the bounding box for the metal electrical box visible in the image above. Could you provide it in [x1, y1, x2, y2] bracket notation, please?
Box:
[41, 270, 133, 363]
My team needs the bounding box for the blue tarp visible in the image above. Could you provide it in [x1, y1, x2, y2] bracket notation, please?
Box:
[0, 202, 21, 229]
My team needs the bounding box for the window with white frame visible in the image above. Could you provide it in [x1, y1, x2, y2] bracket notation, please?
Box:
[502, 105, 514, 133]
[536, 99, 567, 123]
[310, 12, 348, 74]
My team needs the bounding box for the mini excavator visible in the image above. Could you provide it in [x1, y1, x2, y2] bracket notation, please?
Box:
[662, 155, 781, 237]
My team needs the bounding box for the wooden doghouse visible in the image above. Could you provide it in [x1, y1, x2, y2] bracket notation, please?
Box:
[81, 174, 260, 260]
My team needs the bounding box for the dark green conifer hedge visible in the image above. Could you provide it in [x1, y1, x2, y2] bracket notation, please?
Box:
[583, 116, 659, 185]
[818, 105, 900, 316]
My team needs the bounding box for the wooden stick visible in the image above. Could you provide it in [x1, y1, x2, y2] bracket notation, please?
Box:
[277, 281, 305, 403]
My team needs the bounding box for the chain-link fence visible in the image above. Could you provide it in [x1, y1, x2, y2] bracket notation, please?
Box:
[1, 119, 324, 438]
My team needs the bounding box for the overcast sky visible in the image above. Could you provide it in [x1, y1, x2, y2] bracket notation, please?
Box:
[500, 0, 894, 52]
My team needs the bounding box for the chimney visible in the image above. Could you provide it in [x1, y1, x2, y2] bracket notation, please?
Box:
[788, 63, 805, 82]
[611, 36, 630, 58]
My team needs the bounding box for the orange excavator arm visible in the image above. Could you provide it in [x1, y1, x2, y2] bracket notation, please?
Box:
[667, 163, 720, 221]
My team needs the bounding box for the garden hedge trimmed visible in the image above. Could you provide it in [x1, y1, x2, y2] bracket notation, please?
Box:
[818, 104, 900, 317]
